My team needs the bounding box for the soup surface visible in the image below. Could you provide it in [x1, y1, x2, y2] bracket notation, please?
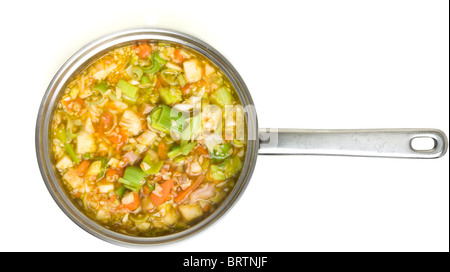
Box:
[51, 42, 246, 236]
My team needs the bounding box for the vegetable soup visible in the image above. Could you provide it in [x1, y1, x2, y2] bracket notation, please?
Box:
[51, 42, 246, 236]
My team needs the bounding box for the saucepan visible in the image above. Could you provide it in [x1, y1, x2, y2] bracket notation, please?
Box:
[35, 28, 448, 246]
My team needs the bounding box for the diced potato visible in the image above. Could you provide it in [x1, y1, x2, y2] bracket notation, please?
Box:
[63, 170, 83, 189]
[56, 156, 73, 171]
[136, 130, 157, 146]
[85, 117, 95, 134]
[183, 59, 202, 83]
[166, 62, 183, 71]
[178, 203, 203, 222]
[93, 63, 117, 80]
[86, 160, 102, 177]
[161, 204, 180, 226]
[204, 63, 215, 77]
[135, 221, 151, 232]
[98, 183, 115, 193]
[76, 132, 96, 154]
[119, 110, 142, 136]
[96, 209, 111, 223]
[107, 158, 119, 169]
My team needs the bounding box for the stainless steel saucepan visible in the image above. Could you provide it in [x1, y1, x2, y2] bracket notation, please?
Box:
[36, 28, 448, 246]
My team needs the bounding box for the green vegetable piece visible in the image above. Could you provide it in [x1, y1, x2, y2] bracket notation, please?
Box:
[64, 143, 80, 164]
[115, 185, 126, 197]
[118, 166, 148, 192]
[94, 156, 108, 180]
[210, 143, 232, 161]
[92, 82, 109, 93]
[154, 52, 167, 65]
[210, 86, 233, 108]
[167, 142, 196, 159]
[143, 54, 161, 74]
[140, 153, 164, 175]
[132, 67, 144, 80]
[117, 80, 139, 101]
[161, 69, 180, 85]
[160, 86, 182, 105]
[209, 156, 242, 181]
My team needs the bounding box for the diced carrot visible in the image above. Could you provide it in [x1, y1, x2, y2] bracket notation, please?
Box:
[174, 175, 205, 203]
[158, 142, 168, 160]
[174, 49, 184, 62]
[142, 185, 151, 196]
[120, 192, 140, 211]
[136, 44, 152, 59]
[196, 146, 209, 156]
[181, 83, 193, 94]
[105, 168, 124, 182]
[203, 203, 211, 212]
[100, 111, 114, 129]
[110, 193, 117, 203]
[74, 160, 90, 176]
[150, 179, 174, 206]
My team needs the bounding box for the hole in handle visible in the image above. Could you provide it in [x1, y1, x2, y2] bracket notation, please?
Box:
[411, 137, 436, 151]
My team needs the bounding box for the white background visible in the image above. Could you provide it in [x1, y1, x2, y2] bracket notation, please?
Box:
[0, 0, 448, 252]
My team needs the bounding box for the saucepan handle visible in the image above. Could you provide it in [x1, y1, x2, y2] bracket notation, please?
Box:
[258, 128, 448, 159]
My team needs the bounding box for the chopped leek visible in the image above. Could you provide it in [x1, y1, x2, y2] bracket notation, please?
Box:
[177, 74, 186, 87]
[66, 118, 82, 139]
[210, 142, 232, 161]
[142, 54, 161, 74]
[117, 80, 139, 102]
[118, 166, 148, 192]
[92, 82, 109, 93]
[147, 182, 155, 192]
[154, 52, 167, 65]
[161, 69, 180, 85]
[56, 126, 68, 144]
[209, 156, 242, 181]
[94, 156, 108, 180]
[180, 114, 201, 146]
[140, 75, 150, 84]
[132, 67, 144, 80]
[149, 105, 185, 134]
[167, 142, 196, 159]
[210, 86, 233, 107]
[140, 153, 164, 175]
[115, 185, 126, 197]
[160, 86, 182, 105]
[86, 89, 105, 105]
[65, 143, 80, 164]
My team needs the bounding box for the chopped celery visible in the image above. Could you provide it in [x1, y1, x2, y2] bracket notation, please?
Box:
[117, 80, 139, 102]
[140, 153, 164, 175]
[210, 86, 233, 107]
[64, 143, 80, 164]
[160, 86, 182, 105]
[161, 69, 180, 85]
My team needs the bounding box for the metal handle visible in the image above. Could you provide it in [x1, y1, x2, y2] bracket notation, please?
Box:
[258, 128, 448, 159]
